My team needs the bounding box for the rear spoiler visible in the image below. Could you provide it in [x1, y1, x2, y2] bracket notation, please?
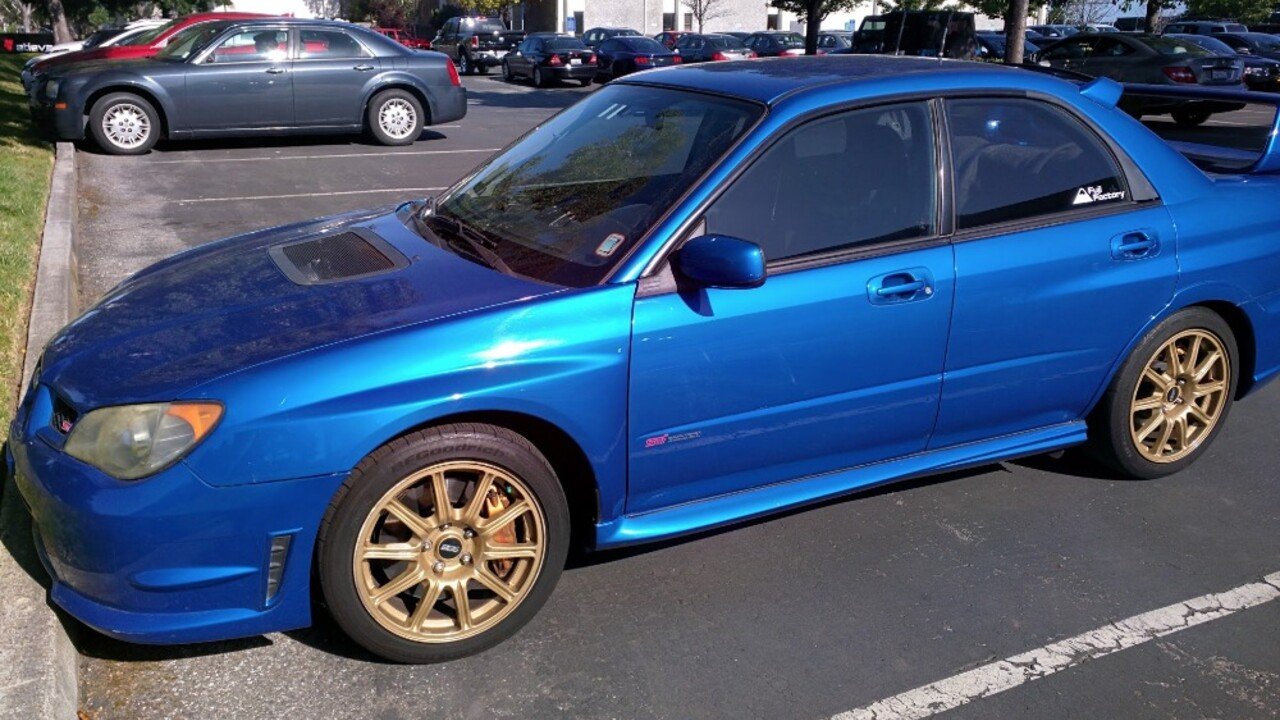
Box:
[1107, 81, 1280, 174]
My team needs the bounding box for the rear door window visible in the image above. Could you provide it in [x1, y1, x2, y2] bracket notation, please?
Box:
[299, 29, 370, 59]
[947, 98, 1130, 230]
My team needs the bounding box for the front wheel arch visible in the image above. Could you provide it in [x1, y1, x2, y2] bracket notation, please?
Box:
[83, 84, 170, 138]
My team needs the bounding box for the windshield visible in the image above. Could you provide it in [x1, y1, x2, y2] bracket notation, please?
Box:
[775, 33, 804, 48]
[123, 19, 176, 46]
[546, 37, 586, 50]
[82, 28, 118, 48]
[620, 37, 667, 53]
[425, 85, 761, 286]
[709, 35, 747, 49]
[1147, 36, 1213, 57]
[154, 22, 231, 61]
[1243, 32, 1280, 50]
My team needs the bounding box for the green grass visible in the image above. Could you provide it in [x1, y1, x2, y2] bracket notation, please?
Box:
[0, 55, 54, 432]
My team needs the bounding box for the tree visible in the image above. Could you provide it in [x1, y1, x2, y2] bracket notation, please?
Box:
[1004, 0, 1028, 63]
[0, 0, 37, 31]
[1184, 0, 1273, 23]
[769, 0, 858, 55]
[881, 0, 955, 10]
[682, 0, 727, 32]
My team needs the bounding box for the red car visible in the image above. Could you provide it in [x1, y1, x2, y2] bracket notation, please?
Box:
[375, 27, 431, 50]
[30, 12, 270, 75]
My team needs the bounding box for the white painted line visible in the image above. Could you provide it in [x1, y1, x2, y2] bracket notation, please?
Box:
[832, 571, 1280, 720]
[175, 187, 446, 204]
[147, 147, 500, 165]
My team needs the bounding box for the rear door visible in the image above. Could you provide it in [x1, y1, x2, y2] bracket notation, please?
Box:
[628, 101, 954, 513]
[291, 27, 376, 127]
[930, 96, 1177, 448]
[184, 26, 294, 131]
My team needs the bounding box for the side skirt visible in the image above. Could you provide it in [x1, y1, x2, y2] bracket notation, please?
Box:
[594, 421, 1088, 549]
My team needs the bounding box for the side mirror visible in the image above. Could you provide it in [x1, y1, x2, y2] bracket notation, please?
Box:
[673, 234, 766, 289]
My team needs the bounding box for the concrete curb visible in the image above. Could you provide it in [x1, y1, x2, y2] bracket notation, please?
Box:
[0, 142, 80, 720]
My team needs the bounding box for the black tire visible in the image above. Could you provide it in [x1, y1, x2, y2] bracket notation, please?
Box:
[458, 52, 473, 75]
[318, 423, 570, 663]
[533, 66, 546, 88]
[501, 60, 513, 81]
[88, 91, 160, 155]
[578, 77, 592, 87]
[1171, 108, 1210, 127]
[1087, 307, 1238, 479]
[367, 88, 424, 146]
[476, 63, 490, 75]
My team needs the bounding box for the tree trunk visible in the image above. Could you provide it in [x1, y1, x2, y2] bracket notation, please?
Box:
[1004, 0, 1028, 65]
[803, 0, 821, 55]
[47, 0, 73, 43]
[1144, 0, 1160, 33]
[21, 2, 35, 32]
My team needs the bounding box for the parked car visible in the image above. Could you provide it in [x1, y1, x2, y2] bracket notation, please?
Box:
[16, 55, 1280, 665]
[975, 31, 1040, 61]
[28, 18, 465, 154]
[854, 15, 886, 52]
[21, 19, 166, 89]
[432, 15, 524, 75]
[582, 26, 640, 49]
[1163, 20, 1249, 35]
[375, 27, 432, 50]
[878, 11, 978, 59]
[1172, 34, 1280, 91]
[1029, 24, 1079, 38]
[23, 12, 268, 91]
[653, 30, 688, 49]
[1211, 31, 1280, 60]
[721, 31, 754, 41]
[673, 33, 755, 62]
[817, 30, 853, 52]
[1079, 24, 1119, 33]
[502, 34, 596, 87]
[594, 35, 679, 80]
[744, 31, 805, 56]
[1038, 33, 1245, 125]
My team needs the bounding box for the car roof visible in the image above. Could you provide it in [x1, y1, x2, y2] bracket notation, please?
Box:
[617, 55, 1024, 105]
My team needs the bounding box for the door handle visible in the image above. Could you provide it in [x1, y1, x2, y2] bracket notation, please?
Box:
[1111, 231, 1159, 260]
[868, 268, 935, 305]
[265, 67, 287, 74]
[353, 64, 375, 71]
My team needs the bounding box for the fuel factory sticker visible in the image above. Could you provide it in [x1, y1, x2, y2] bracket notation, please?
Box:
[596, 233, 626, 258]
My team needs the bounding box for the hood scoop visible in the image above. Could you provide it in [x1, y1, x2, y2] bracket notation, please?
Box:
[269, 229, 408, 285]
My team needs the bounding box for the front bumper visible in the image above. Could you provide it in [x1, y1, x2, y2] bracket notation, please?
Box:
[27, 92, 85, 141]
[10, 384, 346, 644]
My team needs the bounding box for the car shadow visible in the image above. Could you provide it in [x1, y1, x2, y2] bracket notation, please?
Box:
[74, 129, 452, 157]
[464, 75, 594, 110]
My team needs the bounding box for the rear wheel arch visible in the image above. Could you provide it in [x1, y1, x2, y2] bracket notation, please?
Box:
[363, 82, 433, 129]
[1194, 301, 1256, 399]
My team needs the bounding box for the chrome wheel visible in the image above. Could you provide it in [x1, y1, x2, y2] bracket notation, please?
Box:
[102, 102, 150, 149]
[353, 461, 546, 643]
[1129, 329, 1230, 463]
[377, 98, 417, 140]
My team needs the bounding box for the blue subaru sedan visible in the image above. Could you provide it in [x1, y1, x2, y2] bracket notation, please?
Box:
[12, 57, 1280, 662]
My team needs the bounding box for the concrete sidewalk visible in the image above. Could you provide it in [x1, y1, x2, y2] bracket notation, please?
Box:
[0, 142, 81, 720]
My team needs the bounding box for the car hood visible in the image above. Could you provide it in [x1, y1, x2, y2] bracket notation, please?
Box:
[35, 45, 157, 72]
[40, 205, 563, 410]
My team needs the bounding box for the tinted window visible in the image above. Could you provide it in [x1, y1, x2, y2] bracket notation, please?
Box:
[471, 20, 506, 33]
[708, 35, 746, 49]
[599, 39, 619, 53]
[705, 103, 936, 262]
[431, 85, 761, 286]
[1091, 37, 1134, 56]
[299, 29, 370, 59]
[1146, 36, 1212, 56]
[774, 33, 804, 47]
[620, 37, 667, 53]
[546, 37, 586, 50]
[1043, 37, 1091, 59]
[154, 22, 232, 60]
[206, 28, 288, 63]
[1177, 34, 1236, 55]
[948, 99, 1128, 229]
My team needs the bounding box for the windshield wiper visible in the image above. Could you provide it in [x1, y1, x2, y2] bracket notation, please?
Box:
[429, 213, 515, 277]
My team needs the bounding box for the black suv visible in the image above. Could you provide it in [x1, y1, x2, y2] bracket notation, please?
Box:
[433, 16, 525, 75]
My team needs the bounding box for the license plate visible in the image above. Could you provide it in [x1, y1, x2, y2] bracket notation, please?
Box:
[570, 58, 581, 65]
[1212, 69, 1228, 80]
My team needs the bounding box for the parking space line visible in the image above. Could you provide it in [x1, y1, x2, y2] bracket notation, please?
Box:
[831, 571, 1280, 720]
[175, 187, 446, 204]
[147, 148, 500, 165]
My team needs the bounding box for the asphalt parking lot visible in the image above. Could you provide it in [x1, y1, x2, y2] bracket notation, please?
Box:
[71, 78, 1280, 719]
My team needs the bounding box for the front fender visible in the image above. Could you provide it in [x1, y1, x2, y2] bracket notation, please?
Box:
[183, 283, 636, 524]
[75, 73, 179, 129]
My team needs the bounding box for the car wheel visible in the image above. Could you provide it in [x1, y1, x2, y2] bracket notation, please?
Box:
[502, 61, 514, 82]
[367, 89, 423, 146]
[458, 52, 472, 75]
[1171, 108, 1211, 127]
[476, 63, 489, 75]
[89, 92, 159, 155]
[318, 423, 570, 663]
[533, 66, 546, 88]
[1088, 308, 1237, 479]
[578, 78, 592, 87]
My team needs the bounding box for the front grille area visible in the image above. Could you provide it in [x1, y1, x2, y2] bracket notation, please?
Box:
[270, 231, 408, 285]
[51, 395, 78, 435]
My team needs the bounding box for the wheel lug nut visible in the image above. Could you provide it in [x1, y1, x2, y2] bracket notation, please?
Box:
[464, 529, 475, 539]
[422, 540, 432, 552]
[432, 561, 445, 574]
[460, 553, 472, 565]
[441, 523, 452, 530]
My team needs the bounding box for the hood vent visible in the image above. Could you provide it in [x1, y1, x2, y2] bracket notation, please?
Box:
[270, 229, 408, 285]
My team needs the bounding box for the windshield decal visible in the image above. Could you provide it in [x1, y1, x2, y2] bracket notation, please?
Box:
[595, 233, 625, 258]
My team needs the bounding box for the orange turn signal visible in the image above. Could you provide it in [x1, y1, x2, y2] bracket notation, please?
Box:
[54, 102, 67, 110]
[165, 402, 223, 441]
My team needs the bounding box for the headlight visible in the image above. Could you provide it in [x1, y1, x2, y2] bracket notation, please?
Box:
[44, 80, 59, 100]
[64, 402, 223, 480]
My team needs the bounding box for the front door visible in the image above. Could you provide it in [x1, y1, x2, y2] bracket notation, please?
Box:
[628, 101, 955, 513]
[184, 26, 294, 131]
[930, 96, 1177, 448]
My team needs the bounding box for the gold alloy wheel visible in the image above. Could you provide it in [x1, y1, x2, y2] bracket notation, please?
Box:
[353, 461, 546, 643]
[1129, 329, 1230, 463]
